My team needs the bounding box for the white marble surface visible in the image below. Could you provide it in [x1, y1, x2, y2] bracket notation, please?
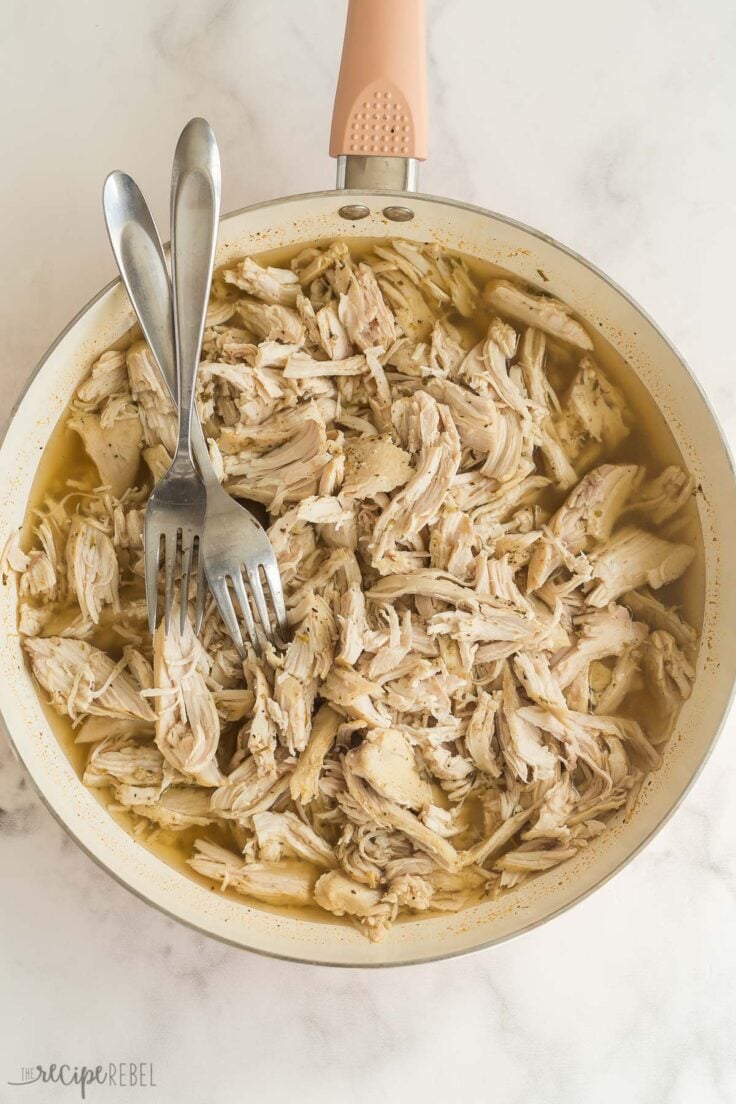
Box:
[1, 1, 735, 1100]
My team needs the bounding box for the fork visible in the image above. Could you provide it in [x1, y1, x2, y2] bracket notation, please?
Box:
[142, 117, 217, 635]
[102, 125, 288, 654]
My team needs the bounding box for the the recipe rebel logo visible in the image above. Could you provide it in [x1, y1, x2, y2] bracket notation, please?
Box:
[7, 1062, 157, 1098]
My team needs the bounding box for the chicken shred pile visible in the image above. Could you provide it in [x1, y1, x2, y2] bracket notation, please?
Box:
[8, 238, 700, 941]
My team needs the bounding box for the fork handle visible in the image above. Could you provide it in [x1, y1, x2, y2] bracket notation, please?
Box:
[102, 170, 221, 488]
[170, 118, 222, 464]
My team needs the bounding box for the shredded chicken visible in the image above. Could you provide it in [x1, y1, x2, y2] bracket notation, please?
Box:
[14, 239, 700, 940]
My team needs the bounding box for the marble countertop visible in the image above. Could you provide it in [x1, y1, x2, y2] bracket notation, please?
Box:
[1, 1, 735, 1101]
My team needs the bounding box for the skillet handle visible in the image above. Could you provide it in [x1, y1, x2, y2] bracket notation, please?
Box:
[330, 0, 427, 191]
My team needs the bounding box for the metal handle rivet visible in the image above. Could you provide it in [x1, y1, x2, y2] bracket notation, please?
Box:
[338, 204, 370, 220]
[383, 205, 415, 222]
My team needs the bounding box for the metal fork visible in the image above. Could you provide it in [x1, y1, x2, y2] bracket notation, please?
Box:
[102, 125, 288, 653]
[141, 117, 217, 635]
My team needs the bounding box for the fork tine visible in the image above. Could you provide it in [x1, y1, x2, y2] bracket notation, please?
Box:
[194, 538, 207, 635]
[231, 570, 259, 653]
[144, 525, 162, 635]
[179, 533, 194, 634]
[247, 567, 273, 641]
[209, 574, 245, 658]
[163, 530, 177, 634]
[262, 560, 289, 642]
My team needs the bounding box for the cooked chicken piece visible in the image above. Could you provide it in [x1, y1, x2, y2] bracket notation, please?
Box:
[565, 664, 591, 712]
[125, 786, 214, 829]
[25, 636, 154, 724]
[189, 841, 316, 906]
[321, 666, 389, 728]
[642, 630, 695, 715]
[17, 603, 49, 636]
[524, 775, 576, 842]
[289, 704, 342, 804]
[273, 668, 315, 757]
[76, 349, 128, 406]
[225, 417, 331, 509]
[342, 435, 413, 499]
[621, 587, 698, 651]
[283, 352, 366, 378]
[429, 508, 476, 579]
[495, 846, 578, 873]
[467, 319, 529, 416]
[386, 873, 435, 912]
[292, 239, 350, 285]
[313, 870, 392, 934]
[236, 300, 305, 345]
[253, 340, 304, 369]
[293, 495, 353, 530]
[377, 270, 434, 342]
[370, 394, 461, 568]
[363, 606, 414, 679]
[422, 868, 488, 911]
[527, 464, 639, 591]
[456, 322, 503, 396]
[462, 469, 547, 520]
[142, 443, 170, 482]
[514, 705, 609, 777]
[553, 604, 647, 689]
[83, 735, 165, 789]
[336, 585, 369, 665]
[587, 528, 695, 607]
[68, 410, 143, 498]
[19, 549, 58, 603]
[153, 617, 222, 785]
[275, 594, 335, 753]
[243, 665, 279, 776]
[557, 358, 628, 458]
[628, 465, 696, 525]
[75, 715, 152, 744]
[480, 408, 530, 483]
[512, 652, 567, 709]
[460, 804, 537, 867]
[517, 328, 578, 489]
[428, 603, 556, 659]
[205, 298, 237, 327]
[368, 568, 486, 611]
[112, 503, 144, 550]
[338, 263, 396, 351]
[287, 591, 337, 672]
[346, 729, 432, 809]
[425, 378, 497, 452]
[126, 341, 177, 453]
[483, 279, 594, 350]
[594, 648, 641, 714]
[344, 767, 460, 871]
[429, 318, 467, 375]
[498, 665, 556, 782]
[210, 757, 292, 822]
[253, 811, 335, 867]
[1, 530, 29, 581]
[314, 300, 351, 360]
[438, 254, 478, 317]
[464, 690, 502, 776]
[219, 399, 336, 453]
[222, 256, 300, 305]
[66, 515, 119, 624]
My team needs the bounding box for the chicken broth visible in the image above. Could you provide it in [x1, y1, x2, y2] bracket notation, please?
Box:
[12, 236, 703, 939]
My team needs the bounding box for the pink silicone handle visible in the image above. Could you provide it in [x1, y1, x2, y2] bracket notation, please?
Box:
[330, 0, 428, 161]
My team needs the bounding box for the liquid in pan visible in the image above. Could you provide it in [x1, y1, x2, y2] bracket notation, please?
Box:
[6, 237, 703, 940]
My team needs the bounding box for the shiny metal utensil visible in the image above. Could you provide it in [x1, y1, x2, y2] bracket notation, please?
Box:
[141, 117, 217, 635]
[102, 133, 288, 653]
